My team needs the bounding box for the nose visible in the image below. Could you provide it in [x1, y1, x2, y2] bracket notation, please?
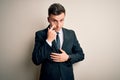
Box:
[56, 21, 60, 27]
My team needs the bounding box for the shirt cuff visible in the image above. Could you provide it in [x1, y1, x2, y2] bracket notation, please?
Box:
[46, 40, 52, 47]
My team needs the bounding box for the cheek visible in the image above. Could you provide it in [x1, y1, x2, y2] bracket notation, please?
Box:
[48, 21, 52, 24]
[49, 22, 54, 26]
[60, 22, 64, 26]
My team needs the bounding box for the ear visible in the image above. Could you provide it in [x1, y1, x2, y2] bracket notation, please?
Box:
[47, 17, 50, 23]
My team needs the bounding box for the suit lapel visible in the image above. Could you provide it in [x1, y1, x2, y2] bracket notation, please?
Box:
[62, 28, 68, 50]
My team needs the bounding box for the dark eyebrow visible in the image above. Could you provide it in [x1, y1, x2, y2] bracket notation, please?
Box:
[53, 18, 64, 21]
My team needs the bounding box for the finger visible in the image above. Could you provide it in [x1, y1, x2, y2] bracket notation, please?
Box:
[48, 27, 50, 30]
[51, 56, 60, 62]
[50, 55, 59, 59]
[48, 27, 52, 32]
[50, 55, 59, 58]
[52, 59, 60, 62]
[51, 57, 59, 60]
[51, 56, 60, 61]
[51, 53, 60, 56]
[49, 25, 55, 30]
[50, 54, 60, 58]
[60, 49, 65, 53]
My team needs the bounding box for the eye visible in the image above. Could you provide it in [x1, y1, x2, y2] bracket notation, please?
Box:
[60, 19, 64, 22]
[51, 19, 57, 22]
[53, 20, 57, 22]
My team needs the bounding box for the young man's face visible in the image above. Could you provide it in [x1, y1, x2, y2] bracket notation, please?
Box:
[48, 13, 65, 32]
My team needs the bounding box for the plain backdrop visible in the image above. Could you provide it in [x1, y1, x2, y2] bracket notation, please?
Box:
[0, 0, 120, 80]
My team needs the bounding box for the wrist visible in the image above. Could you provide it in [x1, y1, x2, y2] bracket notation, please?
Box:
[68, 55, 71, 61]
[46, 38, 52, 43]
[46, 39, 52, 47]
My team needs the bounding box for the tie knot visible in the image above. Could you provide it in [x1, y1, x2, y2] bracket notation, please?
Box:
[57, 32, 59, 35]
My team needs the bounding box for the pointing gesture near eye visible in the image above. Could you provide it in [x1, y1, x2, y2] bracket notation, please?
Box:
[47, 25, 57, 43]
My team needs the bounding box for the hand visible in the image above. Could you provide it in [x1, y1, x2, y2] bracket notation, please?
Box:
[50, 49, 69, 62]
[47, 25, 56, 43]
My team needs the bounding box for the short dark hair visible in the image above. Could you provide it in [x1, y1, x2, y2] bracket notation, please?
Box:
[48, 3, 65, 16]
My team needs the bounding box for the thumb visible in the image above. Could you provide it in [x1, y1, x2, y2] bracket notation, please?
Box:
[60, 49, 65, 53]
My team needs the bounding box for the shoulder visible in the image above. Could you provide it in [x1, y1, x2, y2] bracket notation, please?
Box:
[36, 28, 47, 33]
[34, 28, 48, 40]
[62, 28, 76, 35]
[35, 28, 48, 35]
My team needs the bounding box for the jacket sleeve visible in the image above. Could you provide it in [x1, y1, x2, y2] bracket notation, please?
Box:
[32, 32, 53, 65]
[68, 31, 84, 64]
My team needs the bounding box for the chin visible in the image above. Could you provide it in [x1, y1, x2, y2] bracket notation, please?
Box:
[55, 29, 60, 32]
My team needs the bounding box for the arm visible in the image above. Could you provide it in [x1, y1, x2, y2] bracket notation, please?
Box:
[68, 31, 84, 64]
[32, 32, 53, 65]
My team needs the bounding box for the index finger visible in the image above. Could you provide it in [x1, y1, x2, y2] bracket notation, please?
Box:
[51, 53, 60, 56]
[60, 49, 65, 53]
[49, 25, 55, 31]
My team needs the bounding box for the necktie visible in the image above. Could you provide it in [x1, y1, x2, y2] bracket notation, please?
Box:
[56, 32, 60, 49]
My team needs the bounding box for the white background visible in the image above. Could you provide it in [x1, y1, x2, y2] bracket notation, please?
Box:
[0, 0, 120, 80]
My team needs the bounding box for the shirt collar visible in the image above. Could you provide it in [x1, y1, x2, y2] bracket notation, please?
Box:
[58, 28, 63, 34]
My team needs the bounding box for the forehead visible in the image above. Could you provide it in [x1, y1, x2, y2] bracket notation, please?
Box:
[49, 13, 65, 20]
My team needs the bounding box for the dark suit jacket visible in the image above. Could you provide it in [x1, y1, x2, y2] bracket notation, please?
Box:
[32, 27, 84, 80]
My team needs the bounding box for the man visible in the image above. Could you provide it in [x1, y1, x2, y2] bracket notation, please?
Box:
[32, 3, 84, 80]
